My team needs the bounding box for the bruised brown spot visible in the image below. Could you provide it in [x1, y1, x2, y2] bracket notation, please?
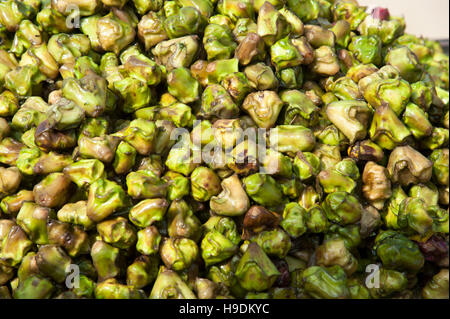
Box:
[371, 7, 390, 20]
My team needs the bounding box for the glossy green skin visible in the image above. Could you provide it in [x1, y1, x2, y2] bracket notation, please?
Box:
[95, 279, 145, 299]
[114, 78, 151, 114]
[244, 63, 279, 91]
[126, 170, 168, 199]
[279, 177, 303, 199]
[114, 119, 157, 156]
[270, 37, 304, 70]
[221, 72, 254, 104]
[91, 240, 123, 281]
[87, 179, 129, 222]
[167, 199, 202, 241]
[136, 226, 161, 255]
[0, 91, 18, 117]
[150, 270, 196, 299]
[134, 0, 164, 15]
[121, 48, 163, 86]
[369, 104, 412, 150]
[203, 23, 237, 60]
[280, 90, 319, 127]
[5, 65, 44, 96]
[200, 84, 239, 119]
[402, 103, 433, 139]
[64, 159, 105, 188]
[160, 237, 198, 271]
[242, 173, 285, 208]
[257, 2, 291, 46]
[369, 268, 408, 298]
[113, 142, 137, 175]
[201, 230, 238, 266]
[62, 73, 109, 117]
[358, 14, 405, 45]
[287, 0, 319, 23]
[409, 183, 439, 207]
[97, 217, 137, 250]
[204, 216, 241, 244]
[332, 0, 368, 30]
[167, 67, 201, 104]
[73, 275, 96, 298]
[330, 77, 362, 101]
[35, 245, 72, 283]
[16, 202, 53, 245]
[318, 168, 357, 194]
[190, 166, 222, 202]
[324, 224, 361, 251]
[126, 256, 159, 289]
[165, 173, 190, 201]
[347, 278, 371, 299]
[331, 20, 351, 47]
[278, 67, 304, 90]
[306, 206, 330, 233]
[129, 198, 169, 228]
[385, 46, 423, 83]
[269, 125, 316, 153]
[46, 99, 85, 131]
[397, 197, 434, 236]
[363, 77, 412, 116]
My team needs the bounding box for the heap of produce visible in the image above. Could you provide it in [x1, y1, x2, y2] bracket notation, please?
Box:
[0, 0, 448, 299]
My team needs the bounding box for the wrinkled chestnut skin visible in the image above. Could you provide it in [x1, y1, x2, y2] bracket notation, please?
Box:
[274, 259, 291, 287]
[242, 206, 281, 240]
[418, 236, 449, 267]
[35, 120, 76, 151]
